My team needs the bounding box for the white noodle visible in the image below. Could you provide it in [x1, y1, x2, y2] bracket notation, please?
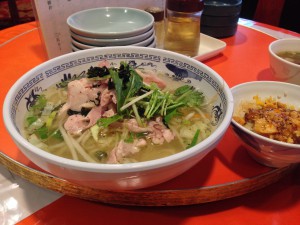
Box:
[68, 134, 97, 163]
[168, 124, 185, 149]
[77, 129, 91, 144]
[59, 124, 78, 160]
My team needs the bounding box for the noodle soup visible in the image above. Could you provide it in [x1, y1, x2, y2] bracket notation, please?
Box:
[23, 62, 213, 164]
[4, 46, 233, 190]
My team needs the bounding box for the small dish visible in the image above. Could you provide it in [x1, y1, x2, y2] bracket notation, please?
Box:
[71, 33, 155, 49]
[144, 38, 156, 48]
[130, 34, 155, 47]
[194, 33, 227, 61]
[70, 26, 154, 46]
[71, 38, 94, 49]
[71, 43, 83, 52]
[67, 7, 154, 39]
[71, 37, 156, 51]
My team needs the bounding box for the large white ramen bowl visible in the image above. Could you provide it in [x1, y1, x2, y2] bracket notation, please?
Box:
[67, 7, 154, 39]
[3, 46, 233, 191]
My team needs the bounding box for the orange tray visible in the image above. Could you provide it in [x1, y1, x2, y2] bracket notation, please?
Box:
[0, 24, 296, 206]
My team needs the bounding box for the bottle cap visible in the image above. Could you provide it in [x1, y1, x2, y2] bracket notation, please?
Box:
[145, 7, 164, 21]
[166, 0, 204, 13]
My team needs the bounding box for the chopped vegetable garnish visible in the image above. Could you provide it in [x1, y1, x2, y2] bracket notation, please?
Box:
[24, 61, 211, 164]
[97, 114, 123, 128]
[187, 129, 200, 148]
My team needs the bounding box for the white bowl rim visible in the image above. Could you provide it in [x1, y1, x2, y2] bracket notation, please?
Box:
[231, 80, 300, 149]
[269, 38, 300, 68]
[67, 7, 154, 38]
[3, 46, 234, 173]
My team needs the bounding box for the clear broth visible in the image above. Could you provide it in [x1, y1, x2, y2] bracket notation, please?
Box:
[276, 51, 300, 65]
[23, 71, 212, 164]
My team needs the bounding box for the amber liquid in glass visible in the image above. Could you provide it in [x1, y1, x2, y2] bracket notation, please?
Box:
[164, 12, 201, 57]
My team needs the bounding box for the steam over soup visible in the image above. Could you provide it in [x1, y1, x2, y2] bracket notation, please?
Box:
[24, 61, 212, 164]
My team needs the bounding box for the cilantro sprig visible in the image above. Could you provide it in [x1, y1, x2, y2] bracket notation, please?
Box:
[107, 62, 205, 126]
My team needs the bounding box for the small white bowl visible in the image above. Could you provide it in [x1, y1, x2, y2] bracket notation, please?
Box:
[71, 33, 156, 49]
[3, 46, 233, 190]
[67, 7, 154, 39]
[269, 38, 300, 85]
[231, 81, 300, 168]
[70, 26, 154, 46]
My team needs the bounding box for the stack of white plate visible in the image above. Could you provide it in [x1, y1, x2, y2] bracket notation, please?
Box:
[67, 7, 156, 52]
